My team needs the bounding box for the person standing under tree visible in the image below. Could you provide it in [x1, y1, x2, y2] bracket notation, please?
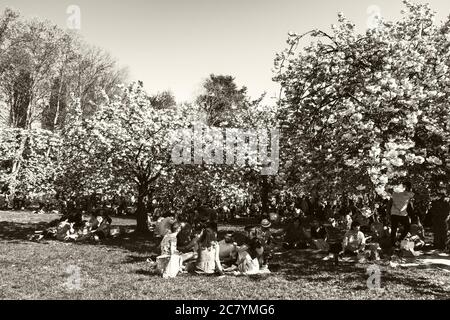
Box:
[388, 181, 414, 247]
[429, 194, 450, 250]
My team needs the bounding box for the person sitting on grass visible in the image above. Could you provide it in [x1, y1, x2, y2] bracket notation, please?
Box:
[243, 221, 275, 262]
[87, 212, 112, 241]
[218, 232, 239, 267]
[254, 219, 274, 247]
[325, 218, 344, 265]
[407, 216, 425, 250]
[177, 221, 193, 248]
[342, 212, 353, 230]
[178, 225, 203, 264]
[160, 222, 182, 255]
[193, 228, 224, 275]
[236, 239, 270, 275]
[340, 221, 366, 257]
[310, 219, 329, 251]
[368, 219, 391, 251]
[155, 213, 176, 239]
[157, 222, 183, 278]
[282, 217, 310, 250]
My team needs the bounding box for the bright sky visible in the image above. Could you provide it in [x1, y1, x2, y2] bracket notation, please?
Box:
[2, 0, 450, 105]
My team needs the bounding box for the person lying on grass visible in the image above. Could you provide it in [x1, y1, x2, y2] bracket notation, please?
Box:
[340, 221, 366, 256]
[31, 212, 112, 242]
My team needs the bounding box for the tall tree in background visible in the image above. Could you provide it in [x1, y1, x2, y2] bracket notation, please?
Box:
[0, 8, 128, 131]
[0, 8, 128, 199]
[196, 74, 248, 127]
[192, 75, 278, 215]
[149, 90, 177, 110]
[0, 18, 66, 129]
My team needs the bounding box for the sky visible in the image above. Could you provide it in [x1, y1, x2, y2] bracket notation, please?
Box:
[1, 0, 450, 105]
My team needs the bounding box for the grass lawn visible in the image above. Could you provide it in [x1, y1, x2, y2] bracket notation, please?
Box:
[0, 210, 449, 300]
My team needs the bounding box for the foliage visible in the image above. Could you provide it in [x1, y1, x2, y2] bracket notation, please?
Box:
[0, 127, 61, 196]
[275, 1, 450, 203]
[59, 82, 188, 231]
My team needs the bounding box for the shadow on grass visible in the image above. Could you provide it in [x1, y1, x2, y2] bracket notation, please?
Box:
[123, 255, 152, 264]
[103, 235, 156, 254]
[0, 218, 157, 254]
[275, 250, 369, 284]
[381, 272, 450, 298]
[0, 221, 50, 242]
[135, 269, 158, 277]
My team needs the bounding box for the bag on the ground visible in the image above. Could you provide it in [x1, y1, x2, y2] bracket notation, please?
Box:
[156, 255, 170, 274]
[237, 251, 260, 274]
[158, 254, 182, 278]
[400, 240, 418, 257]
[400, 240, 414, 251]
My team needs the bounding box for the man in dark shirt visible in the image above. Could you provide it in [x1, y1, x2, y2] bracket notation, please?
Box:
[429, 196, 450, 250]
[283, 218, 310, 249]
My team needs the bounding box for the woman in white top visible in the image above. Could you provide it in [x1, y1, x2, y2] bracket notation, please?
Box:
[195, 228, 223, 275]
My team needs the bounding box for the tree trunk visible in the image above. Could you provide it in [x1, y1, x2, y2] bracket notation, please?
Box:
[9, 132, 28, 196]
[135, 187, 150, 234]
[261, 176, 270, 217]
[53, 72, 65, 130]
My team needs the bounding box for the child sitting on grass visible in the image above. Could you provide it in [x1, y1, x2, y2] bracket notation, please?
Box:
[340, 221, 366, 257]
[158, 222, 183, 278]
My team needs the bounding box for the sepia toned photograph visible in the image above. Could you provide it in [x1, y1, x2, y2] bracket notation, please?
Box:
[0, 0, 449, 304]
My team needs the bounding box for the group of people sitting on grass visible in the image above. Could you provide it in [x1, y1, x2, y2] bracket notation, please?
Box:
[150, 218, 274, 278]
[278, 181, 450, 262]
[280, 215, 384, 263]
[151, 180, 449, 278]
[30, 210, 113, 242]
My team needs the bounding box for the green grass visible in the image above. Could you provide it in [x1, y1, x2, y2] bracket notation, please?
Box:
[0, 211, 449, 300]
